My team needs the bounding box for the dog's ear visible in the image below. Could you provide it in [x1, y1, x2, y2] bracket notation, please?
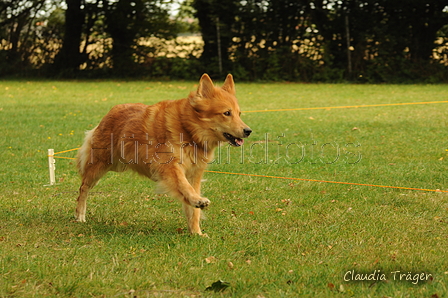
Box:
[197, 74, 215, 98]
[221, 74, 235, 95]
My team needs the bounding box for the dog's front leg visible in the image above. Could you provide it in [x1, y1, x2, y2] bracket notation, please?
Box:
[158, 165, 209, 235]
[159, 165, 210, 208]
[182, 172, 206, 235]
[182, 204, 203, 235]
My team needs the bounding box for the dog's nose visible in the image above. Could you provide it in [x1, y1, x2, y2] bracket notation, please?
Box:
[243, 127, 252, 137]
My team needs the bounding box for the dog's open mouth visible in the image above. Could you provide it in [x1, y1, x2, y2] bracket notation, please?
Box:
[223, 133, 244, 147]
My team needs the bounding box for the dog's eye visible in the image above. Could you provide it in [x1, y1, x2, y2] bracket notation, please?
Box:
[223, 111, 231, 116]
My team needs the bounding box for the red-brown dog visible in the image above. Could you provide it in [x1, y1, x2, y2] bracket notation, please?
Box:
[76, 74, 252, 235]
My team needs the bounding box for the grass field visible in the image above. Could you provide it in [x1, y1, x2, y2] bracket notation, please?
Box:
[1, 79, 447, 297]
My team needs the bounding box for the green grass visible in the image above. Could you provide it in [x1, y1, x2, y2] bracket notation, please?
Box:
[1, 79, 448, 297]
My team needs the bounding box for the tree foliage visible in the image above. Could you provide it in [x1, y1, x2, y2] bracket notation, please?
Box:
[104, 0, 176, 74]
[0, 0, 447, 82]
[200, 0, 448, 82]
[0, 0, 63, 74]
[308, 0, 448, 81]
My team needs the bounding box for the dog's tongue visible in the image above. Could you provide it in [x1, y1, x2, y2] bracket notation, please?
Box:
[236, 138, 244, 146]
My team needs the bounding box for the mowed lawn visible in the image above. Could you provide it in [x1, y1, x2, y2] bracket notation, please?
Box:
[0, 79, 447, 297]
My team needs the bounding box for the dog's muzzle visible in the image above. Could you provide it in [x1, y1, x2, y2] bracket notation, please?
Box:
[223, 127, 252, 147]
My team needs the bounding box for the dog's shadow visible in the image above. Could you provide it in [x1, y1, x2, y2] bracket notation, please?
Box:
[18, 208, 191, 242]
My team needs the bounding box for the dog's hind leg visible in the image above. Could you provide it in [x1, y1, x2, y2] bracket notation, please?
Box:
[76, 182, 90, 222]
[75, 165, 109, 222]
[75, 129, 110, 222]
[76, 170, 103, 222]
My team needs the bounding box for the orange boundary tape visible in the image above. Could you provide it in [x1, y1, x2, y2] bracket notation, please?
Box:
[243, 100, 448, 113]
[205, 170, 448, 193]
[46, 101, 448, 192]
[47, 151, 446, 193]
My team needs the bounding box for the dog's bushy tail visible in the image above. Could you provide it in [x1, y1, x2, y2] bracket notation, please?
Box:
[77, 126, 97, 176]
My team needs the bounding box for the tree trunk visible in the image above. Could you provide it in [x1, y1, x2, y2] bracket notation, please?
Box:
[52, 0, 84, 75]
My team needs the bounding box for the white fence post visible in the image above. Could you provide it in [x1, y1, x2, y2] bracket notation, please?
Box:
[48, 149, 56, 185]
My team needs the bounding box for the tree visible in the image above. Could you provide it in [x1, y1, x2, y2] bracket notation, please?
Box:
[227, 0, 317, 80]
[49, 0, 177, 76]
[52, 0, 84, 75]
[0, 0, 49, 74]
[104, 0, 176, 75]
[380, 0, 448, 63]
[193, 0, 239, 75]
[309, 0, 448, 81]
[0, 0, 447, 81]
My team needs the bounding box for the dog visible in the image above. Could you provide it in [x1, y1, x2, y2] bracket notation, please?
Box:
[76, 74, 252, 235]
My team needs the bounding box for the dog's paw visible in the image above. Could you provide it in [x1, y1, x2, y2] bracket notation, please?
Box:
[194, 197, 210, 209]
[75, 213, 86, 222]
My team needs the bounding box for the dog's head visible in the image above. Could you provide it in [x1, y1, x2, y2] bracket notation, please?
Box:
[189, 74, 252, 146]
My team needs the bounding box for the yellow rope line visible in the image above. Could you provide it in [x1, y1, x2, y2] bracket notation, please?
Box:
[205, 170, 448, 193]
[243, 100, 448, 113]
[53, 147, 80, 155]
